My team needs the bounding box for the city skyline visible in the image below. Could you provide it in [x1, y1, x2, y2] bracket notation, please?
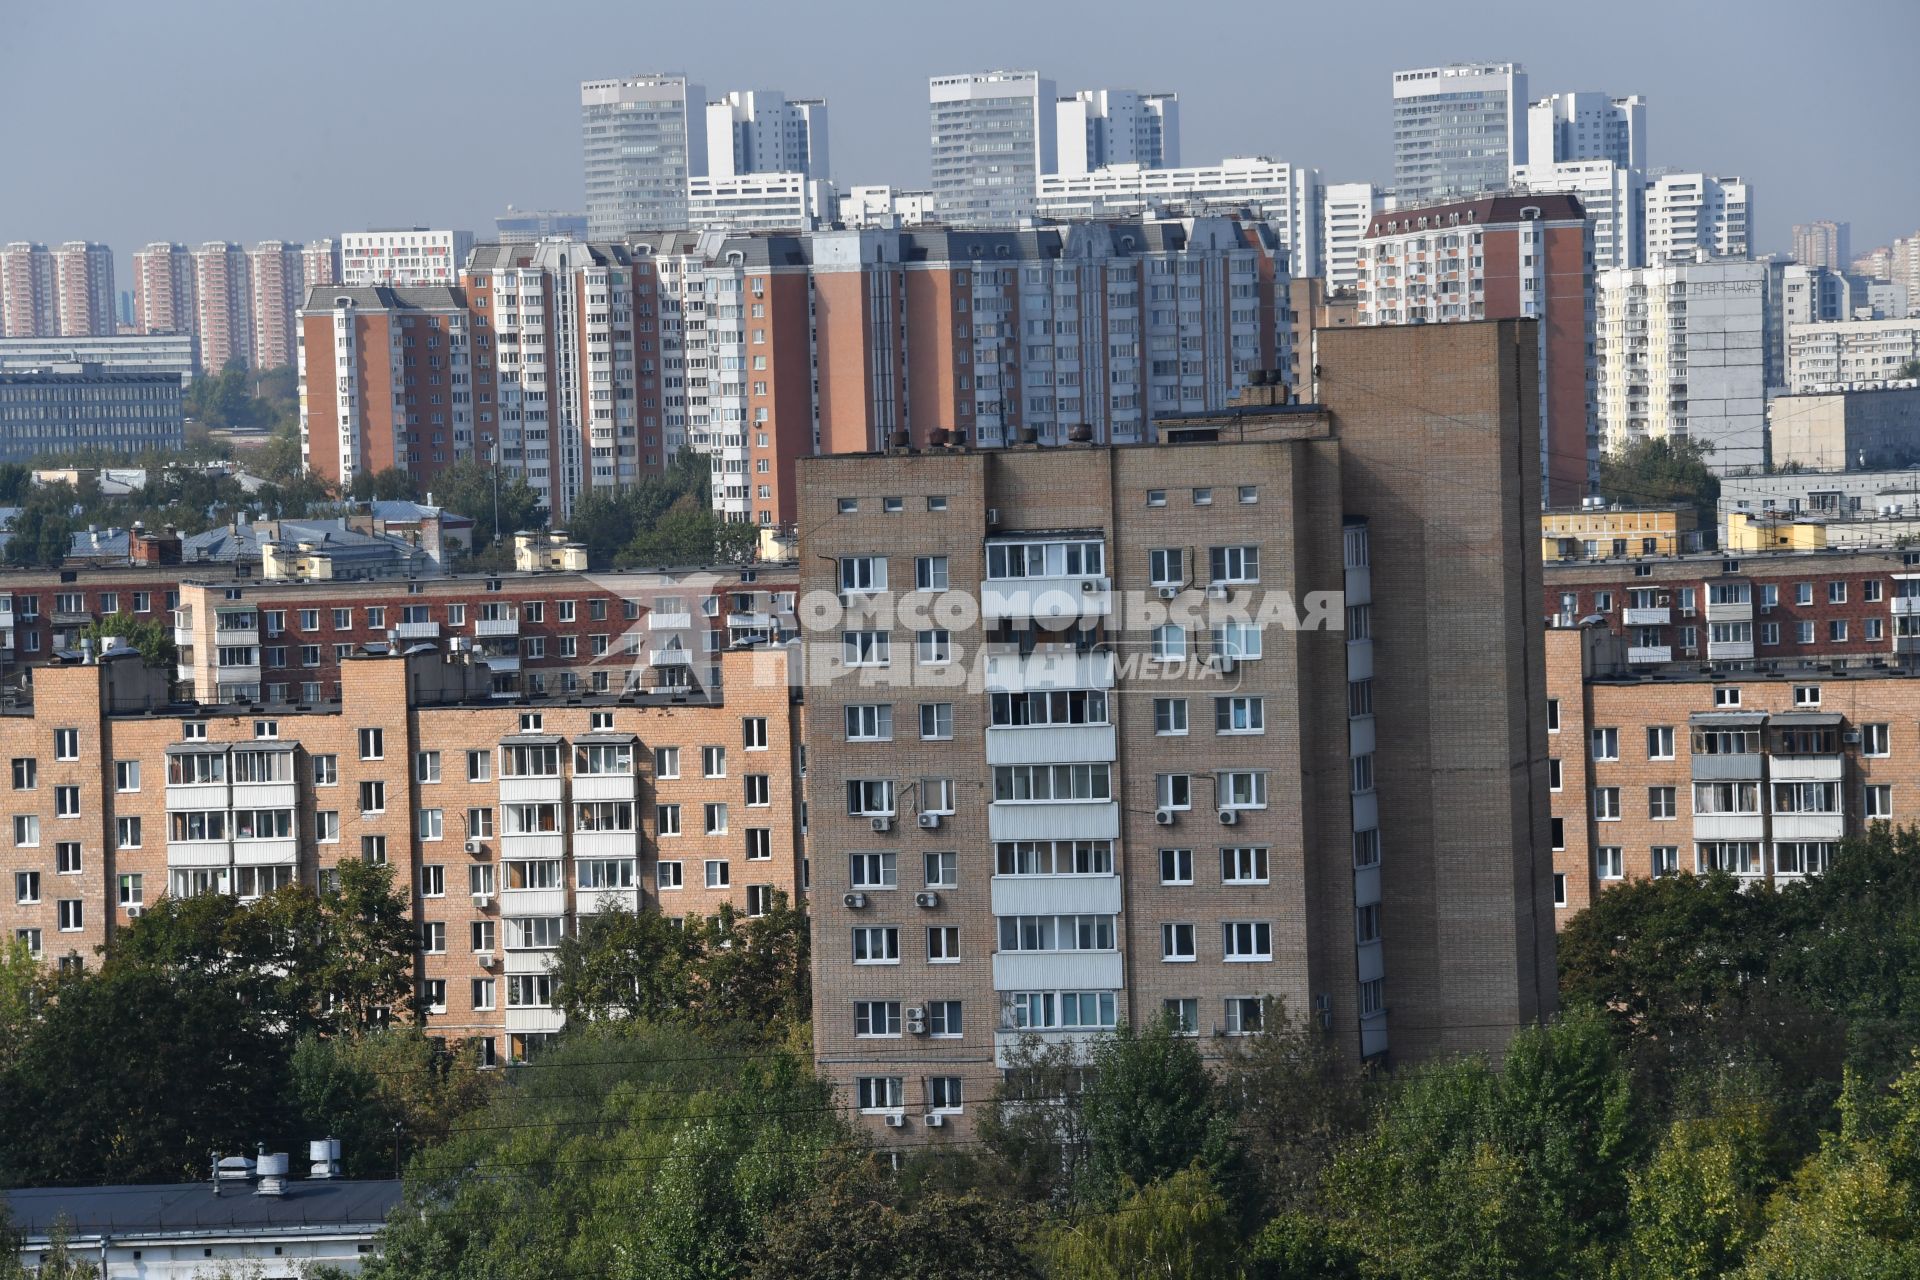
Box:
[4, 0, 1916, 268]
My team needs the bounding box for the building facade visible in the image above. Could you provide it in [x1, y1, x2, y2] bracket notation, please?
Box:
[1055, 89, 1179, 176]
[686, 173, 831, 230]
[131, 243, 196, 338]
[0, 636, 803, 1063]
[1510, 159, 1644, 269]
[1644, 173, 1752, 264]
[929, 70, 1057, 227]
[0, 367, 183, 460]
[582, 74, 706, 237]
[338, 230, 474, 289]
[1768, 383, 1920, 471]
[249, 241, 306, 371]
[1793, 220, 1851, 272]
[1525, 92, 1646, 170]
[1034, 157, 1322, 278]
[495, 211, 588, 244]
[0, 243, 57, 339]
[51, 242, 115, 339]
[1353, 194, 1593, 505]
[1786, 319, 1920, 392]
[1321, 182, 1383, 291]
[1593, 259, 1770, 471]
[1391, 63, 1528, 204]
[1541, 502, 1701, 560]
[302, 240, 341, 290]
[803, 320, 1556, 1137]
[705, 90, 828, 182]
[0, 334, 196, 383]
[192, 242, 254, 372]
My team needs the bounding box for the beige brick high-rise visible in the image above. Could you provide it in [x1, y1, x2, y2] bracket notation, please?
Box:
[802, 319, 1555, 1138]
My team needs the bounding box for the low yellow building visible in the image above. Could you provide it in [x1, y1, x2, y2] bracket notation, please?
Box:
[1541, 503, 1702, 560]
[1724, 508, 1920, 551]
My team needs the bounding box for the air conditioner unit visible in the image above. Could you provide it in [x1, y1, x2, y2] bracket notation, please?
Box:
[925, 1112, 946, 1128]
[1157, 585, 1180, 600]
[1683, 647, 1699, 657]
[1154, 808, 1176, 826]
[125, 905, 143, 918]
[465, 838, 485, 855]
[986, 508, 1000, 526]
[870, 816, 893, 833]
[1208, 655, 1236, 674]
[917, 812, 942, 830]
[1843, 729, 1862, 744]
[883, 1112, 907, 1128]
[476, 949, 496, 968]
[905, 1005, 926, 1022]
[1218, 808, 1239, 826]
[843, 892, 868, 910]
[1681, 607, 1697, 617]
[1206, 583, 1229, 600]
[915, 891, 940, 909]
[906, 1019, 928, 1035]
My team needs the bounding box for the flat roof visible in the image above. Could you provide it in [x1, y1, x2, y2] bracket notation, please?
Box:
[5, 1179, 402, 1240]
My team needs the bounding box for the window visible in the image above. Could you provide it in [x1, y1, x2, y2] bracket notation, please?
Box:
[1865, 724, 1891, 757]
[1192, 487, 1213, 506]
[358, 728, 384, 760]
[1208, 545, 1259, 583]
[9, 758, 33, 790]
[116, 816, 141, 849]
[118, 873, 143, 906]
[1548, 758, 1563, 791]
[1597, 846, 1624, 880]
[701, 745, 726, 778]
[1356, 902, 1381, 943]
[1221, 846, 1269, 884]
[1238, 485, 1259, 504]
[58, 900, 83, 933]
[1829, 621, 1848, 643]
[1650, 787, 1677, 820]
[1164, 998, 1199, 1034]
[14, 872, 38, 904]
[856, 1076, 904, 1111]
[852, 926, 900, 964]
[1151, 624, 1187, 661]
[1161, 922, 1196, 961]
[1146, 489, 1167, 507]
[1223, 920, 1272, 961]
[915, 556, 949, 591]
[1829, 581, 1847, 604]
[1693, 782, 1760, 815]
[919, 703, 953, 740]
[1211, 621, 1262, 660]
[1594, 787, 1620, 820]
[53, 728, 78, 761]
[656, 804, 681, 836]
[1591, 727, 1618, 761]
[838, 556, 887, 594]
[421, 921, 447, 953]
[850, 852, 896, 889]
[470, 868, 496, 901]
[744, 827, 773, 861]
[916, 630, 952, 664]
[13, 815, 38, 846]
[928, 1077, 964, 1111]
[1794, 685, 1822, 708]
[657, 861, 684, 890]
[1651, 846, 1679, 877]
[1154, 698, 1188, 735]
[925, 850, 958, 887]
[55, 842, 80, 874]
[927, 926, 960, 961]
[1155, 774, 1191, 811]
[928, 496, 949, 511]
[362, 835, 387, 864]
[54, 786, 79, 817]
[703, 803, 727, 835]
[416, 751, 441, 783]
[1224, 997, 1264, 1034]
[1353, 828, 1381, 867]
[1715, 687, 1741, 708]
[1546, 698, 1560, 732]
[855, 1001, 901, 1037]
[995, 763, 1111, 802]
[313, 754, 338, 786]
[743, 717, 769, 750]
[1796, 622, 1815, 645]
[1215, 696, 1264, 733]
[921, 777, 956, 814]
[842, 631, 890, 666]
[927, 1001, 963, 1038]
[653, 747, 679, 779]
[1219, 771, 1268, 809]
[998, 914, 1117, 952]
[472, 979, 497, 1011]
[1647, 726, 1675, 760]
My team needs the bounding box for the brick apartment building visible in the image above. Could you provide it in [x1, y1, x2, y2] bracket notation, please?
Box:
[299, 218, 1295, 528]
[1353, 193, 1593, 507]
[802, 320, 1556, 1137]
[0, 641, 803, 1065]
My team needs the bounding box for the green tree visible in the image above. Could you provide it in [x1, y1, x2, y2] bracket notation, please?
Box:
[687, 896, 810, 1038]
[1037, 1167, 1245, 1280]
[1220, 999, 1374, 1214]
[290, 1028, 495, 1179]
[422, 458, 546, 553]
[75, 614, 175, 668]
[751, 1157, 1039, 1280]
[1625, 1085, 1783, 1280]
[0, 937, 40, 1069]
[1896, 358, 1920, 380]
[349, 469, 418, 502]
[1598, 436, 1720, 525]
[979, 1034, 1094, 1206]
[549, 904, 703, 1026]
[1080, 1015, 1242, 1204]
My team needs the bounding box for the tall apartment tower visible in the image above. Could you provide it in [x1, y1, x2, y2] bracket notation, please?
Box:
[130, 243, 196, 337]
[1322, 183, 1384, 290]
[1354, 194, 1594, 506]
[248, 241, 306, 371]
[929, 70, 1058, 226]
[1793, 221, 1851, 272]
[1593, 259, 1770, 471]
[1055, 89, 1180, 177]
[339, 230, 473, 288]
[302, 239, 341, 289]
[0, 243, 56, 338]
[298, 285, 472, 493]
[705, 90, 828, 181]
[1645, 173, 1752, 264]
[582, 74, 707, 237]
[802, 319, 1556, 1135]
[1510, 159, 1646, 269]
[1391, 63, 1528, 204]
[192, 242, 254, 372]
[52, 242, 116, 337]
[1526, 92, 1646, 170]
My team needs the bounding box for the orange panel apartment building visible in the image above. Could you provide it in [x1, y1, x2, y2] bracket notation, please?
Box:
[299, 217, 1294, 533]
[802, 320, 1555, 1138]
[0, 641, 804, 1066]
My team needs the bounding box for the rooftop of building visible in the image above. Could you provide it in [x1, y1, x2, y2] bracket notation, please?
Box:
[298, 284, 465, 312]
[4, 1178, 402, 1241]
[1366, 192, 1585, 237]
[0, 365, 185, 385]
[1544, 541, 1920, 575]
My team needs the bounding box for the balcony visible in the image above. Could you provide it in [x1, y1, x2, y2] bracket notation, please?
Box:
[166, 840, 232, 868]
[1892, 597, 1920, 616]
[992, 950, 1124, 993]
[578, 887, 640, 915]
[500, 887, 566, 917]
[1692, 754, 1763, 780]
[727, 611, 774, 629]
[1623, 607, 1671, 626]
[1705, 601, 1753, 623]
[1706, 639, 1754, 660]
[649, 611, 693, 631]
[989, 874, 1121, 917]
[649, 648, 692, 666]
[214, 625, 259, 646]
[1773, 812, 1845, 841]
[981, 577, 1112, 625]
[572, 774, 636, 803]
[987, 800, 1120, 843]
[1627, 646, 1672, 664]
[233, 836, 299, 866]
[1895, 637, 1920, 655]
[993, 1028, 1103, 1068]
[983, 648, 1114, 692]
[1693, 813, 1765, 841]
[499, 775, 564, 805]
[484, 653, 521, 673]
[475, 617, 520, 638]
[395, 621, 441, 640]
[986, 724, 1117, 766]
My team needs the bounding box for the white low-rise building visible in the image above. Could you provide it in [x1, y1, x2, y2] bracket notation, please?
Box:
[687, 172, 834, 230]
[1786, 319, 1920, 393]
[339, 228, 475, 287]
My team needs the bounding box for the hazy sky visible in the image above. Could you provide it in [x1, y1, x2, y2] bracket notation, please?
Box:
[5, 0, 1917, 269]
